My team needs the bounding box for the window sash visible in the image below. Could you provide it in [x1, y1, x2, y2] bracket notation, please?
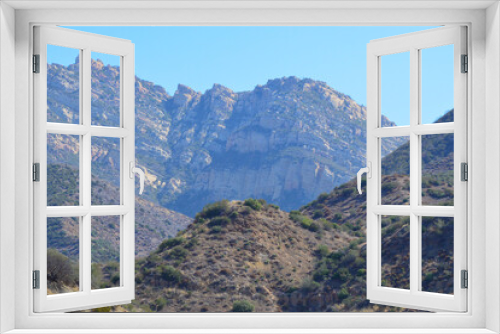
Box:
[33, 25, 136, 313]
[366, 26, 468, 312]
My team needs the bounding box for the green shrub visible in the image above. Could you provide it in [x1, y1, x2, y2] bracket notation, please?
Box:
[185, 238, 198, 249]
[354, 257, 366, 268]
[382, 182, 398, 194]
[244, 198, 263, 211]
[159, 265, 183, 283]
[319, 219, 333, 230]
[329, 251, 343, 261]
[333, 213, 343, 222]
[168, 246, 188, 260]
[47, 248, 78, 287]
[199, 200, 229, 219]
[269, 204, 280, 210]
[240, 206, 252, 215]
[423, 273, 434, 282]
[313, 266, 330, 282]
[309, 222, 320, 232]
[338, 288, 349, 301]
[341, 187, 356, 198]
[208, 217, 231, 227]
[301, 278, 321, 292]
[317, 244, 330, 258]
[110, 273, 120, 285]
[333, 268, 351, 282]
[427, 188, 446, 199]
[229, 211, 239, 220]
[210, 226, 223, 234]
[90, 263, 102, 289]
[313, 210, 324, 219]
[158, 237, 185, 252]
[290, 211, 319, 231]
[232, 300, 255, 312]
[155, 297, 168, 310]
[357, 269, 366, 276]
[317, 192, 329, 202]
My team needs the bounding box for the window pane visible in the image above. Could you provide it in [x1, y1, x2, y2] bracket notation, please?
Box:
[381, 215, 410, 289]
[381, 52, 410, 127]
[91, 52, 121, 127]
[47, 134, 80, 206]
[47, 45, 80, 124]
[47, 217, 80, 295]
[421, 133, 454, 206]
[421, 217, 453, 294]
[91, 216, 121, 289]
[421, 45, 454, 124]
[381, 137, 410, 205]
[91, 137, 120, 205]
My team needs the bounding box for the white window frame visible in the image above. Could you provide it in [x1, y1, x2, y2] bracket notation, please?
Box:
[33, 26, 136, 313]
[1, 1, 499, 333]
[366, 26, 467, 312]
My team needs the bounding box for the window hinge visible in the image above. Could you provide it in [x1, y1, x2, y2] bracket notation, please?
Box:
[461, 162, 468, 181]
[33, 163, 40, 182]
[461, 270, 468, 289]
[33, 54, 40, 73]
[461, 54, 468, 73]
[33, 270, 40, 289]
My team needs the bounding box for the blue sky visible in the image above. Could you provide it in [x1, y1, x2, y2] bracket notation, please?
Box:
[52, 26, 454, 125]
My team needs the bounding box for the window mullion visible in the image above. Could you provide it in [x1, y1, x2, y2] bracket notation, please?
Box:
[409, 47, 420, 294]
[82, 47, 92, 294]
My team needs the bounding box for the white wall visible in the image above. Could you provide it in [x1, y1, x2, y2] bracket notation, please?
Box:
[0, 2, 16, 333]
[486, 2, 500, 332]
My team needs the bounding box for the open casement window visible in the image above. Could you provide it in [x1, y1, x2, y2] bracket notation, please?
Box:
[364, 26, 467, 312]
[33, 26, 140, 312]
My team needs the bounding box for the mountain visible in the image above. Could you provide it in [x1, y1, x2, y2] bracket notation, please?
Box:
[109, 110, 454, 312]
[47, 58, 405, 217]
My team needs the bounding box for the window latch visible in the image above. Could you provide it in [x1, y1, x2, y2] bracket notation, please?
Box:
[129, 162, 145, 195]
[357, 162, 372, 195]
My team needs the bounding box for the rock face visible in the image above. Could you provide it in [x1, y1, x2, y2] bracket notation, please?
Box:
[47, 59, 404, 217]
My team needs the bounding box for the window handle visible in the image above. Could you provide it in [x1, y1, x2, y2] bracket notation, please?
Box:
[129, 162, 145, 195]
[357, 162, 372, 195]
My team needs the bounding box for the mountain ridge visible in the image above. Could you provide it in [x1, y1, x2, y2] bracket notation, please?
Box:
[47, 58, 405, 217]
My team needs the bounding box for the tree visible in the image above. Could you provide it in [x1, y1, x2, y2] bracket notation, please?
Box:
[47, 248, 77, 287]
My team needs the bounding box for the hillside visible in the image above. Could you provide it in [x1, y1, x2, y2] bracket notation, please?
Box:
[48, 58, 405, 216]
[47, 164, 192, 259]
[129, 199, 359, 312]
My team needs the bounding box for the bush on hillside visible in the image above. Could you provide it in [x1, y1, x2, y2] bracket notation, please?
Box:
[244, 198, 263, 211]
[197, 200, 229, 219]
[47, 248, 78, 287]
[232, 300, 255, 312]
[158, 237, 185, 252]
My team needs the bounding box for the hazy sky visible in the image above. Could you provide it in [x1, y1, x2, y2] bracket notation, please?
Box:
[52, 26, 454, 125]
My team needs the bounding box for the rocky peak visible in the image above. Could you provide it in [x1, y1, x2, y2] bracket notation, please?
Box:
[173, 84, 200, 108]
[201, 83, 237, 120]
[91, 58, 105, 70]
[265, 76, 302, 91]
